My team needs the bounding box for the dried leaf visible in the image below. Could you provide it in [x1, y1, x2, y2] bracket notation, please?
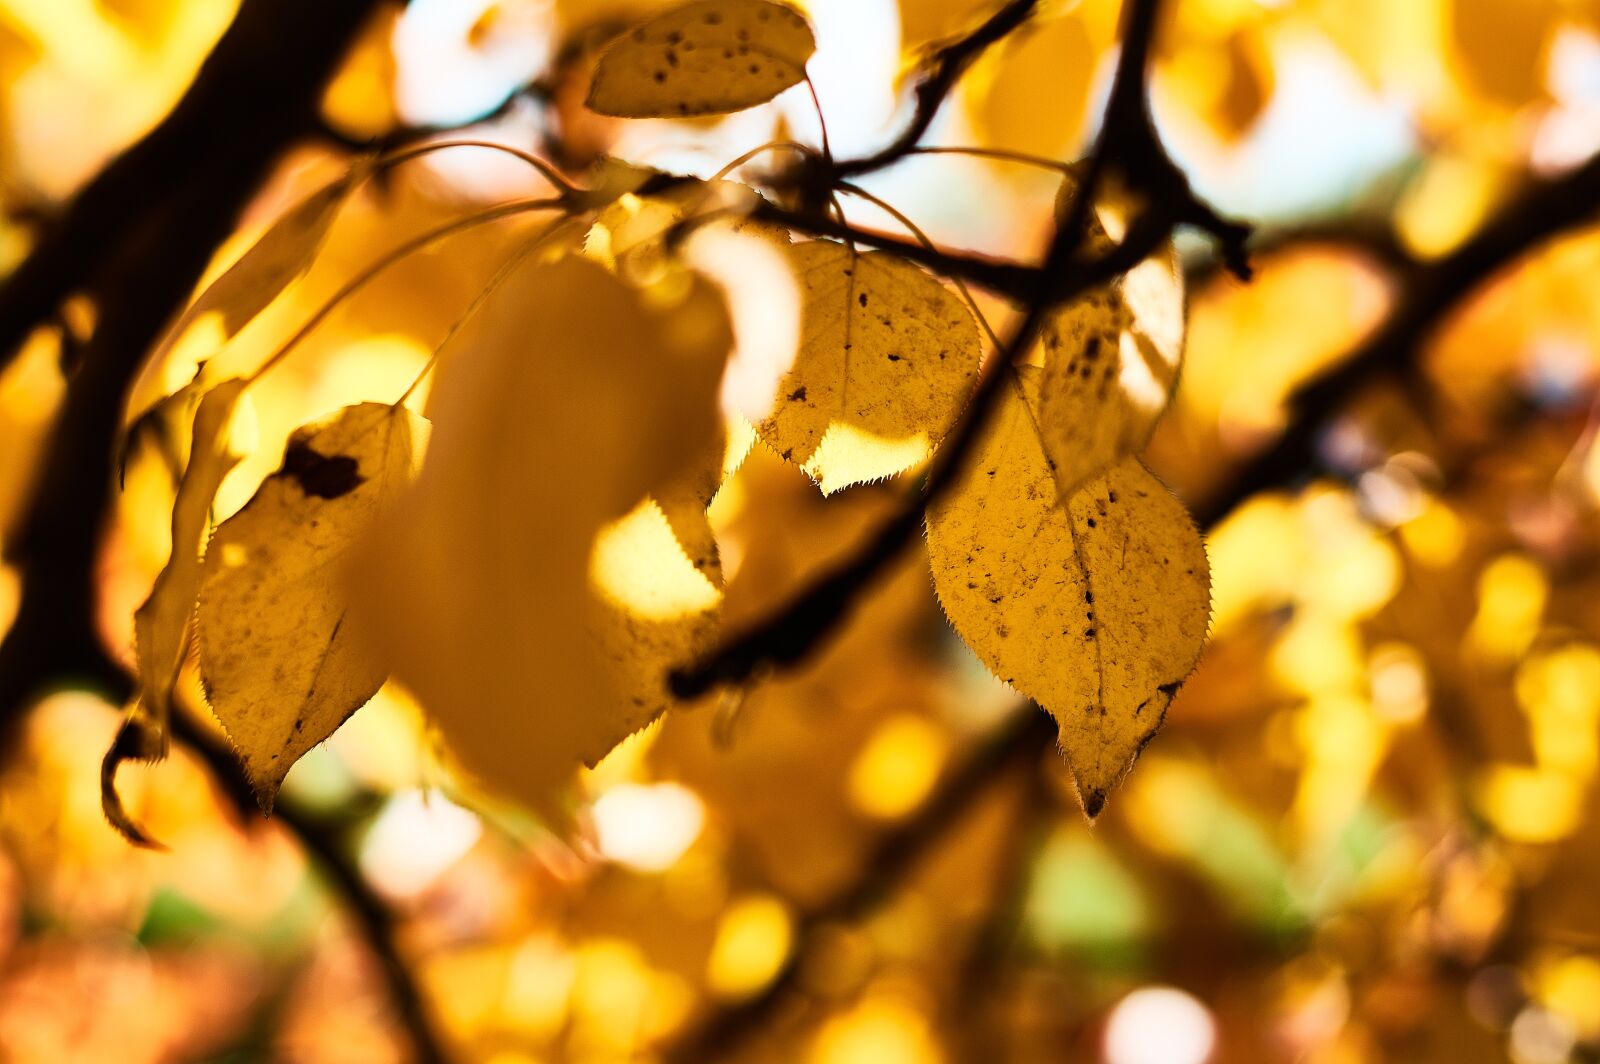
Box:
[128, 378, 250, 761]
[971, 13, 1097, 162]
[106, 378, 248, 844]
[758, 243, 982, 494]
[197, 403, 427, 809]
[927, 367, 1210, 817]
[587, 0, 815, 118]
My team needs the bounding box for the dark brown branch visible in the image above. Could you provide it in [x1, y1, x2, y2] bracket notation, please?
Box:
[1193, 147, 1600, 528]
[671, 0, 1245, 700]
[171, 709, 450, 1064]
[31, 633, 450, 1062]
[833, 0, 1042, 178]
[662, 707, 1057, 1064]
[0, 0, 383, 726]
[749, 200, 1040, 298]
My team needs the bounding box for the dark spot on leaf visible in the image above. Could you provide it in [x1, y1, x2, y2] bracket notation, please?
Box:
[858, 292, 868, 307]
[887, 353, 901, 362]
[283, 442, 363, 500]
[788, 385, 807, 401]
[1085, 518, 1096, 528]
[654, 70, 667, 82]
[704, 11, 722, 23]
[1083, 789, 1106, 819]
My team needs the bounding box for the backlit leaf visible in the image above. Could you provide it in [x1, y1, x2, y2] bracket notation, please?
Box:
[927, 367, 1210, 817]
[586, 0, 816, 118]
[128, 378, 249, 762]
[351, 256, 731, 821]
[197, 402, 427, 810]
[758, 243, 982, 494]
[107, 377, 247, 845]
[970, 12, 1097, 163]
[1037, 226, 1185, 500]
[1448, 0, 1558, 106]
[150, 163, 367, 367]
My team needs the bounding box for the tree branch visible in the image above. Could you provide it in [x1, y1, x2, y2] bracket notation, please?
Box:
[1193, 148, 1600, 528]
[833, 0, 1042, 178]
[0, 0, 385, 728]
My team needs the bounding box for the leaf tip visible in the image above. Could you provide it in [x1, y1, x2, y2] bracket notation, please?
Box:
[1080, 787, 1106, 821]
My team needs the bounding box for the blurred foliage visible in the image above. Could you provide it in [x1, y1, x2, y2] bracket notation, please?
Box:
[4, 0, 1600, 1061]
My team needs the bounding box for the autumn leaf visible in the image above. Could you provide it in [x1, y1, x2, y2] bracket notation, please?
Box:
[758, 243, 982, 494]
[590, 496, 725, 754]
[970, 12, 1097, 163]
[927, 367, 1210, 817]
[1448, 0, 1558, 106]
[1037, 215, 1185, 500]
[350, 255, 731, 821]
[586, 0, 816, 118]
[127, 378, 250, 763]
[148, 162, 368, 370]
[197, 402, 427, 810]
[105, 378, 249, 843]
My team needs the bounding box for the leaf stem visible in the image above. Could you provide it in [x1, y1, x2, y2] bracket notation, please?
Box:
[393, 214, 573, 406]
[244, 197, 565, 385]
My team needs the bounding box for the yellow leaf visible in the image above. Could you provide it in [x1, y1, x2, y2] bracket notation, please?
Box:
[351, 256, 731, 821]
[1038, 237, 1185, 500]
[758, 243, 981, 494]
[898, 0, 995, 56]
[590, 496, 724, 753]
[129, 378, 250, 761]
[586, 0, 816, 118]
[926, 367, 1210, 817]
[970, 13, 1097, 163]
[1212, 28, 1273, 141]
[150, 163, 367, 366]
[197, 402, 427, 810]
[1448, 0, 1559, 106]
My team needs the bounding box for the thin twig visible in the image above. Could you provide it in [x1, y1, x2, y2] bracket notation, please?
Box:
[166, 710, 450, 1064]
[834, 0, 1042, 178]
